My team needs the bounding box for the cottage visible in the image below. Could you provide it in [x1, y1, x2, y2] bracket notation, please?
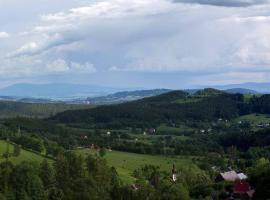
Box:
[216, 170, 239, 182]
[233, 181, 255, 199]
[216, 171, 248, 182]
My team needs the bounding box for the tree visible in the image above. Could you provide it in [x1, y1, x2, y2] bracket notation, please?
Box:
[54, 154, 70, 193]
[48, 187, 63, 200]
[13, 144, 21, 157]
[10, 162, 46, 200]
[39, 159, 55, 190]
[99, 147, 106, 157]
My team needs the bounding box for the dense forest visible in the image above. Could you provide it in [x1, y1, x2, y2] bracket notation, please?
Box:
[51, 89, 270, 128]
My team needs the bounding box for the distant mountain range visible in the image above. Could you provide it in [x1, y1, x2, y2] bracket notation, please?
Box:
[224, 88, 259, 94]
[0, 83, 124, 99]
[213, 82, 269, 94]
[85, 89, 171, 104]
[0, 82, 268, 104]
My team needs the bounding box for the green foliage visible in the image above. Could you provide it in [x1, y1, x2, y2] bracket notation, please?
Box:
[99, 147, 106, 157]
[39, 160, 55, 190]
[13, 144, 21, 157]
[13, 135, 44, 153]
[0, 101, 94, 119]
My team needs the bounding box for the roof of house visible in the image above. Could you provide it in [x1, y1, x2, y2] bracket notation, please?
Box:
[233, 181, 255, 198]
[237, 173, 248, 180]
[234, 181, 251, 193]
[220, 170, 239, 182]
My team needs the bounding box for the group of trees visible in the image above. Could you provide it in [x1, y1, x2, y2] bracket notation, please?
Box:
[0, 152, 122, 200]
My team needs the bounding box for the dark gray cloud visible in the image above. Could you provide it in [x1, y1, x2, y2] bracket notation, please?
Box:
[174, 0, 270, 7]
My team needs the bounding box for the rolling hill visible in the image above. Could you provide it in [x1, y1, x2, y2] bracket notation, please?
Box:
[51, 89, 251, 127]
[214, 82, 269, 93]
[85, 89, 171, 104]
[0, 101, 94, 118]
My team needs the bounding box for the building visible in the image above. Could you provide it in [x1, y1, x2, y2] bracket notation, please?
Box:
[172, 163, 177, 182]
[216, 171, 248, 182]
[233, 181, 255, 199]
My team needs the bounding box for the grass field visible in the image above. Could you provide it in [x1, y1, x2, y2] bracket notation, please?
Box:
[236, 114, 270, 126]
[156, 124, 194, 136]
[76, 148, 199, 183]
[0, 140, 49, 164]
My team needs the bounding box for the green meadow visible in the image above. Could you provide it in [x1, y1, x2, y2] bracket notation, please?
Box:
[0, 140, 49, 164]
[236, 113, 270, 126]
[76, 148, 200, 183]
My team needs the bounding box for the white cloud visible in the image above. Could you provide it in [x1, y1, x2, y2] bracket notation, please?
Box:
[47, 59, 96, 73]
[174, 0, 270, 7]
[1, 0, 270, 85]
[0, 32, 9, 39]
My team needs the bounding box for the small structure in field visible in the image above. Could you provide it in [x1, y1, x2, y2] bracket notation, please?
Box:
[149, 128, 156, 135]
[257, 123, 270, 128]
[172, 163, 177, 182]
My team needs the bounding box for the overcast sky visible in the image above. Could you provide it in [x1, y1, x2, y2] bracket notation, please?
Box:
[0, 0, 270, 89]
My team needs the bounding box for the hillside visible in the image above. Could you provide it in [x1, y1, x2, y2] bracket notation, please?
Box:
[0, 101, 94, 119]
[86, 89, 171, 104]
[76, 149, 201, 183]
[0, 140, 49, 164]
[51, 89, 251, 127]
[214, 82, 269, 93]
[225, 88, 259, 94]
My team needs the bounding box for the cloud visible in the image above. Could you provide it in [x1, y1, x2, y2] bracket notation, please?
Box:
[0, 32, 9, 39]
[1, 0, 270, 86]
[174, 0, 270, 7]
[47, 59, 96, 73]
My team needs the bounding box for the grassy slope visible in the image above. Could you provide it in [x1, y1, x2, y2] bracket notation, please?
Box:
[0, 140, 48, 164]
[236, 114, 270, 125]
[76, 149, 199, 183]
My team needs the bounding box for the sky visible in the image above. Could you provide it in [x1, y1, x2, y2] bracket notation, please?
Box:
[0, 0, 270, 89]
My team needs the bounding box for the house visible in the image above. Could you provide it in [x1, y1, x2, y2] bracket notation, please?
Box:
[216, 170, 239, 182]
[256, 123, 270, 128]
[237, 173, 248, 181]
[200, 129, 206, 133]
[233, 181, 255, 199]
[216, 171, 248, 182]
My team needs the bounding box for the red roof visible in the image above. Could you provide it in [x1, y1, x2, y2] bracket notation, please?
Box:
[233, 181, 251, 194]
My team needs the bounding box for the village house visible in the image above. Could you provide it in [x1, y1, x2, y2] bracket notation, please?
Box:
[216, 170, 248, 182]
[233, 180, 255, 199]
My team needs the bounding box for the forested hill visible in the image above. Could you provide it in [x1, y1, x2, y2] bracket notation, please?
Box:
[0, 101, 93, 118]
[51, 88, 270, 127]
